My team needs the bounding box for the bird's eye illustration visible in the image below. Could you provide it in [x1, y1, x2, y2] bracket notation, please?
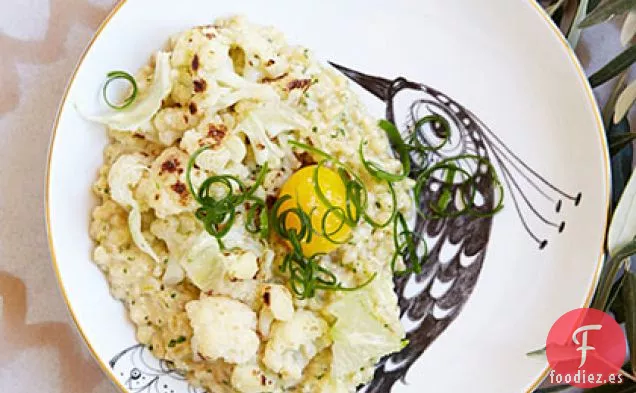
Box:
[130, 368, 141, 380]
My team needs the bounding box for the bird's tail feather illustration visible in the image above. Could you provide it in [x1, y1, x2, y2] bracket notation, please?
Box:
[466, 111, 581, 249]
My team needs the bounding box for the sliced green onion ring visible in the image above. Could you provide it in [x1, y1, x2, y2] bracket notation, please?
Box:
[103, 71, 138, 110]
[186, 146, 269, 246]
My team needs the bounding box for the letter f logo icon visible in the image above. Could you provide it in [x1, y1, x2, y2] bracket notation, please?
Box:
[572, 324, 602, 368]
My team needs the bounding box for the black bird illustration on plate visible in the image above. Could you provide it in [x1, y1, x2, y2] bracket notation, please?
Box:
[109, 344, 204, 393]
[328, 62, 582, 392]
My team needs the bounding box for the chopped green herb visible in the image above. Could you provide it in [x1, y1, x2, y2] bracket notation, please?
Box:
[168, 335, 186, 347]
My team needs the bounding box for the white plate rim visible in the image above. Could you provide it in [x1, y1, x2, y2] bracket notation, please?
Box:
[44, 1, 610, 392]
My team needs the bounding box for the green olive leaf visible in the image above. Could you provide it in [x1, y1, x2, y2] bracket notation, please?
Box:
[604, 72, 629, 128]
[622, 10, 636, 46]
[588, 0, 605, 11]
[615, 79, 636, 124]
[608, 118, 634, 206]
[579, 0, 636, 28]
[592, 240, 636, 310]
[608, 162, 636, 255]
[612, 280, 628, 323]
[609, 131, 636, 156]
[589, 45, 636, 88]
[546, 0, 569, 16]
[623, 271, 636, 376]
[568, 0, 591, 48]
[526, 347, 547, 358]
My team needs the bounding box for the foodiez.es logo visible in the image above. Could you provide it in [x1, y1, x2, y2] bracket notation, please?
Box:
[546, 308, 626, 388]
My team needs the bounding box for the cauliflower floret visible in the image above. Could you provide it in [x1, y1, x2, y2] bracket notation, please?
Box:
[171, 28, 207, 69]
[186, 296, 259, 364]
[150, 214, 199, 255]
[179, 126, 250, 180]
[261, 284, 294, 321]
[263, 310, 329, 383]
[231, 363, 278, 393]
[228, 252, 259, 281]
[214, 280, 260, 309]
[149, 214, 198, 284]
[153, 106, 199, 145]
[258, 307, 275, 339]
[136, 147, 196, 218]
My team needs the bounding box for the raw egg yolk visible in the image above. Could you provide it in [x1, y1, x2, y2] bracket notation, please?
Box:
[277, 165, 352, 255]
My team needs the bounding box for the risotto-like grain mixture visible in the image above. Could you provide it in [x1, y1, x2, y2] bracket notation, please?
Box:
[90, 16, 413, 393]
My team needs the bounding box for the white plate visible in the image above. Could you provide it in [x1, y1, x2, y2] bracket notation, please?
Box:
[46, 0, 609, 392]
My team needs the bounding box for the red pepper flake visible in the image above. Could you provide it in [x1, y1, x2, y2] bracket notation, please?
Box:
[191, 54, 200, 71]
[266, 59, 275, 66]
[154, 194, 160, 201]
[171, 181, 189, 204]
[266, 195, 277, 209]
[263, 290, 271, 306]
[133, 133, 145, 139]
[171, 181, 187, 195]
[207, 124, 227, 143]
[205, 32, 215, 40]
[160, 158, 180, 174]
[287, 78, 312, 91]
[188, 102, 198, 115]
[261, 375, 267, 386]
[295, 152, 315, 167]
[193, 79, 207, 93]
[183, 114, 189, 123]
[256, 143, 265, 150]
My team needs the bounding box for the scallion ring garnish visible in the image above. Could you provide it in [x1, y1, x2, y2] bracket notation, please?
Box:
[186, 146, 269, 247]
[272, 188, 375, 298]
[407, 115, 451, 154]
[103, 71, 138, 110]
[359, 120, 410, 182]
